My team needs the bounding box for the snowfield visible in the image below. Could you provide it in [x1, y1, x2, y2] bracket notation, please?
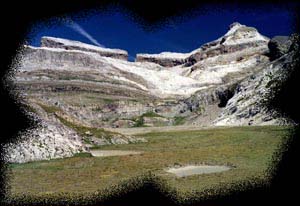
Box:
[100, 56, 206, 97]
[137, 51, 190, 59]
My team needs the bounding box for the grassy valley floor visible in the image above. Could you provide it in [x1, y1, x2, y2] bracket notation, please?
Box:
[6, 126, 292, 200]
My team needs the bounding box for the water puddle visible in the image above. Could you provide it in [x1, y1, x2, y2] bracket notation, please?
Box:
[90, 150, 143, 157]
[166, 165, 231, 177]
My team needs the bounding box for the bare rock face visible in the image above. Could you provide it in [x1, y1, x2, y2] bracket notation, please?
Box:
[213, 34, 298, 126]
[41, 36, 128, 60]
[213, 49, 296, 126]
[186, 22, 269, 65]
[268, 36, 293, 60]
[20, 45, 114, 71]
[136, 52, 188, 67]
[5, 123, 86, 163]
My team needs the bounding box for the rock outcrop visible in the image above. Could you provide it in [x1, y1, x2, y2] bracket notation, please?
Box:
[5, 123, 86, 163]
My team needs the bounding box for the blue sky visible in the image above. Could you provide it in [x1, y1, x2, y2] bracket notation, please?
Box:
[28, 5, 295, 61]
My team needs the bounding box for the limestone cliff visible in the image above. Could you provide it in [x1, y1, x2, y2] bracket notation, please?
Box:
[41, 36, 128, 60]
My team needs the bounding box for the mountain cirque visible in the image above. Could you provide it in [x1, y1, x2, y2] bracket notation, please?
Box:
[5, 22, 296, 163]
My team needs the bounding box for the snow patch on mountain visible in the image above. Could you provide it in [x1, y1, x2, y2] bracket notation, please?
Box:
[137, 51, 190, 59]
[101, 57, 206, 97]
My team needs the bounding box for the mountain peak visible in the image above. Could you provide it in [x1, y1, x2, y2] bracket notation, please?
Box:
[229, 22, 242, 29]
[224, 22, 245, 36]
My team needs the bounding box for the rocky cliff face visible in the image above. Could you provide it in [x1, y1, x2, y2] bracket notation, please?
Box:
[186, 23, 269, 64]
[213, 35, 297, 126]
[6, 22, 296, 163]
[41, 36, 128, 60]
[213, 54, 293, 126]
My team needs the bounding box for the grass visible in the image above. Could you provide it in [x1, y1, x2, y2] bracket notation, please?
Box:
[133, 111, 166, 127]
[56, 115, 125, 144]
[196, 105, 205, 115]
[23, 104, 38, 114]
[6, 126, 292, 199]
[133, 116, 145, 127]
[73, 152, 93, 158]
[142, 111, 164, 118]
[36, 102, 60, 114]
[102, 98, 115, 104]
[173, 116, 186, 125]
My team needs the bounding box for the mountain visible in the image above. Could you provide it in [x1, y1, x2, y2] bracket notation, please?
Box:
[136, 22, 269, 67]
[5, 22, 296, 163]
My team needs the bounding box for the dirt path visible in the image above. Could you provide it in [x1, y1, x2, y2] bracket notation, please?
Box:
[90, 150, 143, 157]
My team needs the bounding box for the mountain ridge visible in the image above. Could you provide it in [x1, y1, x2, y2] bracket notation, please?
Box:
[5, 22, 296, 163]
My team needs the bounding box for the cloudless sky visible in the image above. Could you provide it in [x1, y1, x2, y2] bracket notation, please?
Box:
[28, 5, 295, 61]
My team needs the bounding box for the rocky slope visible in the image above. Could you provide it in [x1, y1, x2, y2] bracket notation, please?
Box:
[214, 35, 297, 126]
[4, 98, 144, 163]
[4, 100, 87, 163]
[5, 22, 296, 163]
